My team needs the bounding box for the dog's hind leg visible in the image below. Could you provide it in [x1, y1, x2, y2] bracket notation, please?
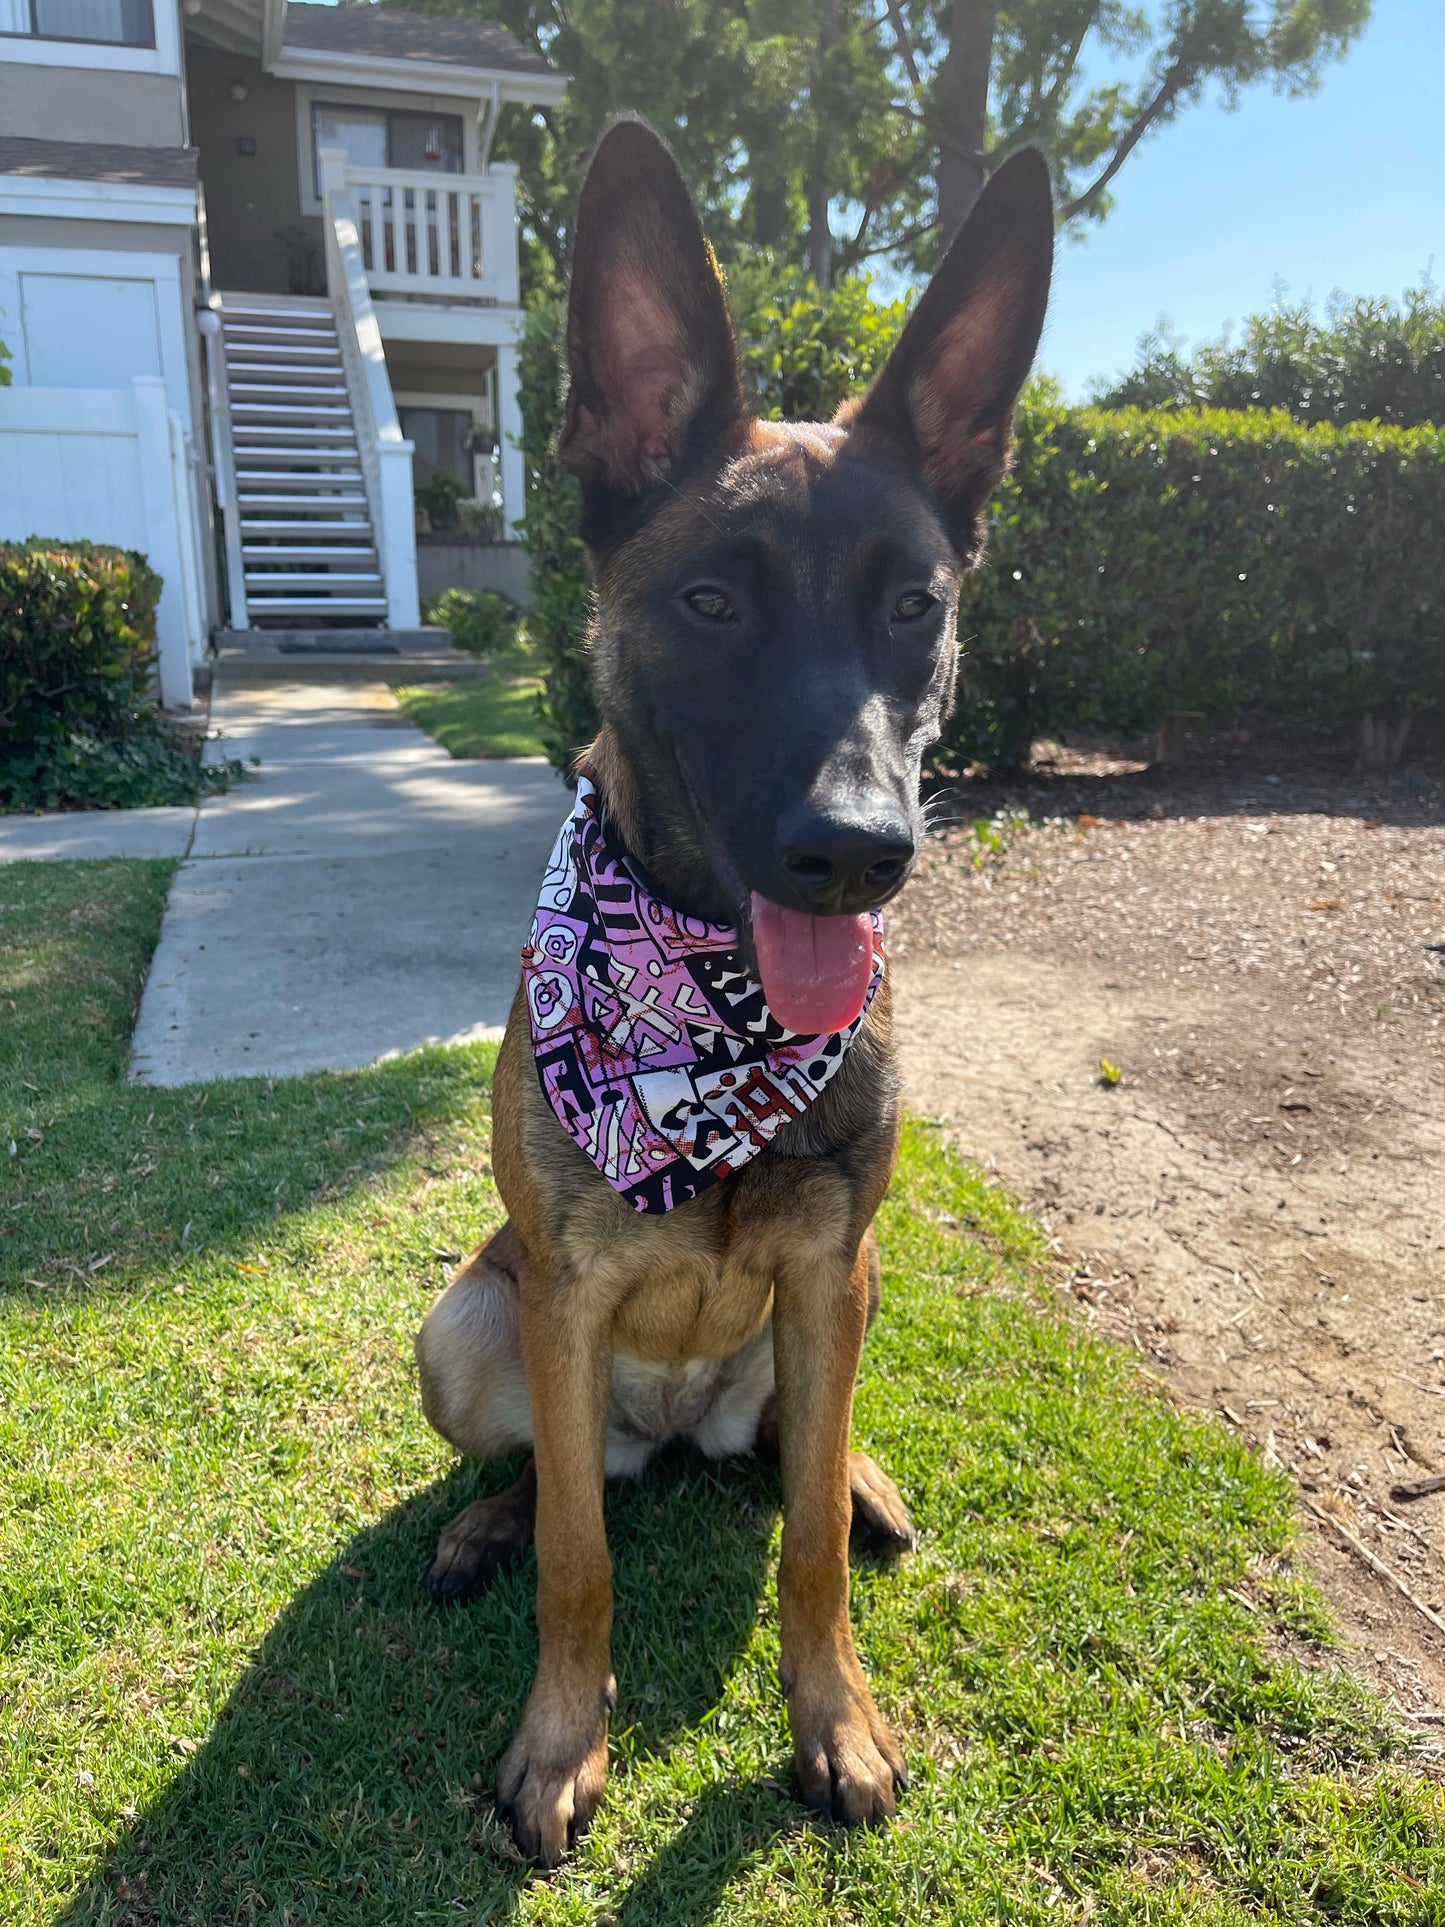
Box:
[416, 1223, 538, 1602]
[847, 1451, 916, 1557]
[428, 1460, 536, 1603]
[416, 1221, 534, 1460]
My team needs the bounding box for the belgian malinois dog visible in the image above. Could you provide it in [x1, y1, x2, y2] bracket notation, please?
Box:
[416, 118, 1052, 1866]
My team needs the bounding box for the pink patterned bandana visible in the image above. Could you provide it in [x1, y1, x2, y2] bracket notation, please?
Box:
[522, 775, 885, 1214]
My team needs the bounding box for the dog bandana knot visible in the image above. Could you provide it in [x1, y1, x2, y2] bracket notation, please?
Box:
[522, 775, 884, 1214]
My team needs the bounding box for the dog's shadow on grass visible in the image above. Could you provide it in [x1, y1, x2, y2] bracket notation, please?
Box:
[54, 1450, 801, 1925]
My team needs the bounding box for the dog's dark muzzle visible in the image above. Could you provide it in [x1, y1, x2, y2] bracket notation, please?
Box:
[775, 804, 916, 916]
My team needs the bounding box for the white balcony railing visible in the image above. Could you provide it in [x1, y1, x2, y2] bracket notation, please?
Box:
[335, 160, 521, 307]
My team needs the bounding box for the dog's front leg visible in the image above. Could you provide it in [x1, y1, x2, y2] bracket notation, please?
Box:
[495, 1268, 615, 1867]
[773, 1233, 907, 1825]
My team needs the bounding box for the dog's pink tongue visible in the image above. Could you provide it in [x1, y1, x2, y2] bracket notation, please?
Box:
[750, 894, 873, 1035]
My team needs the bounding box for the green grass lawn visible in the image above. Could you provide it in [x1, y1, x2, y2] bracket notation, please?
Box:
[395, 675, 548, 760]
[2, 859, 1441, 1925]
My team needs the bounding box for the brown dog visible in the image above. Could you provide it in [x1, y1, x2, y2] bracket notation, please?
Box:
[416, 118, 1052, 1867]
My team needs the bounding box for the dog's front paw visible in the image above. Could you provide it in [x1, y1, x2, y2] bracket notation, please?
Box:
[495, 1683, 612, 1868]
[786, 1669, 907, 1828]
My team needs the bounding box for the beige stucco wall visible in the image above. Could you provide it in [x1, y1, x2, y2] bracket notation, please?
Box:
[0, 66, 185, 147]
[186, 46, 319, 296]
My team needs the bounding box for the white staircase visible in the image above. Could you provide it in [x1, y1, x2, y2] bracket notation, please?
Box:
[218, 294, 388, 625]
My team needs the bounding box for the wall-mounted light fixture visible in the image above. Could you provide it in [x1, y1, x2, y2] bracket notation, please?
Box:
[228, 79, 248, 103]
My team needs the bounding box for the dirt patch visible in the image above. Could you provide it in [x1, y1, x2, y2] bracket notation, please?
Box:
[890, 743, 1445, 1728]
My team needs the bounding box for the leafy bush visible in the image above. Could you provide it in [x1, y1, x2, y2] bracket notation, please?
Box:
[424, 587, 521, 658]
[946, 399, 1445, 770]
[517, 297, 592, 772]
[727, 263, 910, 421]
[415, 469, 468, 532]
[0, 728, 246, 814]
[0, 538, 245, 813]
[1094, 285, 1445, 428]
[1, 539, 161, 753]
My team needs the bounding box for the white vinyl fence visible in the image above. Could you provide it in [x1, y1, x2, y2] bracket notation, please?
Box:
[0, 376, 207, 707]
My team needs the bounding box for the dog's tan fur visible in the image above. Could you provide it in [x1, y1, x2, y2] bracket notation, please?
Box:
[414, 118, 1052, 1867]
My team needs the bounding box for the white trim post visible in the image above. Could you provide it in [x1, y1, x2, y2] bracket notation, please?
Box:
[132, 377, 194, 707]
[379, 439, 420, 629]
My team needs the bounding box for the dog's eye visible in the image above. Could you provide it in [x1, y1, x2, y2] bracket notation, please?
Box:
[892, 591, 936, 623]
[683, 587, 734, 622]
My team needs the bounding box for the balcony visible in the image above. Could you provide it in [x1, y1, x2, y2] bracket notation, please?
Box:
[317, 151, 520, 309]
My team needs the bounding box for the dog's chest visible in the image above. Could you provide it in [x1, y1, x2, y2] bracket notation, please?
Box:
[608, 1331, 774, 1464]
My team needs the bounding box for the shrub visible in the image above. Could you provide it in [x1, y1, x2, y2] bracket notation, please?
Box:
[0, 538, 244, 813]
[1094, 285, 1445, 429]
[1, 540, 161, 751]
[726, 262, 910, 421]
[424, 587, 520, 658]
[946, 400, 1445, 770]
[517, 297, 592, 772]
[415, 470, 468, 532]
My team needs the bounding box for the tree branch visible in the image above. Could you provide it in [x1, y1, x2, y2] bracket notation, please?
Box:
[881, 0, 924, 92]
[835, 192, 880, 274]
[1059, 61, 1189, 221]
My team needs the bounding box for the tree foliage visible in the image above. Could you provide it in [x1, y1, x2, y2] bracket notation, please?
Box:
[1093, 284, 1445, 428]
[389, 0, 1372, 281]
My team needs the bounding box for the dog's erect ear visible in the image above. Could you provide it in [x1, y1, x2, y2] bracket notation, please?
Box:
[558, 118, 747, 499]
[844, 148, 1053, 557]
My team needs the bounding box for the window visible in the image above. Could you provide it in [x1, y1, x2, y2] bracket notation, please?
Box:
[311, 103, 463, 198]
[0, 0, 154, 45]
[400, 405, 475, 493]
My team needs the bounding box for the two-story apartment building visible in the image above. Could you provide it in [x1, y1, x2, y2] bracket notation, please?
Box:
[0, 0, 565, 702]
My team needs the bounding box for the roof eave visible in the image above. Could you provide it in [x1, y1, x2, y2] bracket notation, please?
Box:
[266, 42, 568, 107]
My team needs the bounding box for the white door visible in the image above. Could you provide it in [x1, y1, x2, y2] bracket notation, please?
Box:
[19, 273, 163, 391]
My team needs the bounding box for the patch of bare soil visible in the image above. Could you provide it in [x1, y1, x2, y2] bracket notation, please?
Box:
[890, 741, 1445, 1732]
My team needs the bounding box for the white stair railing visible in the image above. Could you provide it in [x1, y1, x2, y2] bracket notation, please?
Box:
[319, 147, 420, 630]
[344, 160, 519, 307]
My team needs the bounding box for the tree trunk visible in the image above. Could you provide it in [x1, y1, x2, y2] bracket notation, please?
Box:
[808, 172, 832, 287]
[936, 0, 996, 249]
[1358, 710, 1413, 771]
[808, 0, 841, 287]
[752, 182, 788, 249]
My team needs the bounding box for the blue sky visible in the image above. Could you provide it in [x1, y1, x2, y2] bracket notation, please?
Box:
[1040, 0, 1444, 396]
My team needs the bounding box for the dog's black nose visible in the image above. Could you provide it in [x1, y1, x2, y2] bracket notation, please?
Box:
[778, 810, 916, 912]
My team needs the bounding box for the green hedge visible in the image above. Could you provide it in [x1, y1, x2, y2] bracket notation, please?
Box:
[0, 539, 161, 752]
[520, 299, 1445, 776]
[947, 399, 1445, 769]
[0, 539, 245, 813]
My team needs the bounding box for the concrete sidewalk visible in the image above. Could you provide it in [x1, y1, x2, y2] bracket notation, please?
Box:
[0, 805, 197, 862]
[128, 678, 563, 1086]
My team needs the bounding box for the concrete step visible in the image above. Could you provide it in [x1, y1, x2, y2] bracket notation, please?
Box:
[210, 627, 490, 681]
[222, 341, 344, 363]
[241, 543, 378, 563]
[237, 493, 370, 512]
[240, 517, 373, 536]
[234, 463, 365, 482]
